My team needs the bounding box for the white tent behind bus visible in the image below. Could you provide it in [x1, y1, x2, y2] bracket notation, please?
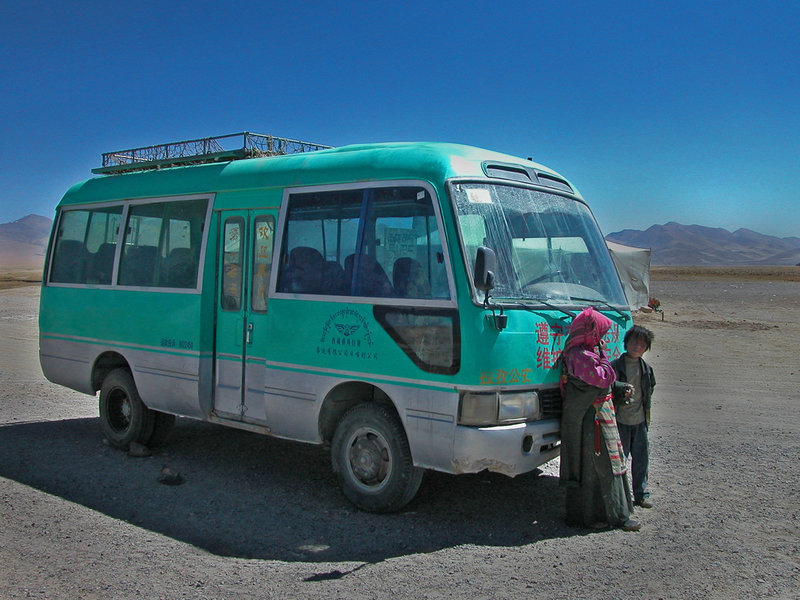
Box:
[606, 240, 651, 310]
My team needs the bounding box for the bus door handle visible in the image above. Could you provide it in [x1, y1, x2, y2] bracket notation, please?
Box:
[246, 322, 254, 344]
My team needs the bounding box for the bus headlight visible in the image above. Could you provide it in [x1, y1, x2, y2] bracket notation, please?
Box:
[498, 391, 540, 423]
[459, 392, 498, 426]
[459, 391, 541, 426]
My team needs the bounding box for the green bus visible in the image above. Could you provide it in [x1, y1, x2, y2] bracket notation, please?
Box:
[39, 133, 630, 512]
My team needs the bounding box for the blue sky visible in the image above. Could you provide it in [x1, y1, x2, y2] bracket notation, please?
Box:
[2, 0, 798, 238]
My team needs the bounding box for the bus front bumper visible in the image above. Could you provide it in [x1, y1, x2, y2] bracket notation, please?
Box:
[450, 418, 561, 477]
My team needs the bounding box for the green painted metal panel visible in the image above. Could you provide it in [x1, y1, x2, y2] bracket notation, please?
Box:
[43, 140, 627, 392]
[58, 143, 581, 209]
[39, 286, 208, 354]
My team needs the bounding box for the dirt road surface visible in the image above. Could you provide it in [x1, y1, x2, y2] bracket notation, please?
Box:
[1, 278, 798, 599]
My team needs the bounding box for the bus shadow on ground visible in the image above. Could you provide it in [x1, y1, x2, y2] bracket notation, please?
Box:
[0, 417, 576, 563]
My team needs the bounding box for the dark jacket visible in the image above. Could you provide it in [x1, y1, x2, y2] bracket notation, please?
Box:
[611, 354, 656, 427]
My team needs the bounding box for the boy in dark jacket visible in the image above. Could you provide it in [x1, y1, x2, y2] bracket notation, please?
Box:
[612, 325, 656, 508]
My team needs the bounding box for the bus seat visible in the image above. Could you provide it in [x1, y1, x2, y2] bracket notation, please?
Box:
[322, 260, 347, 295]
[288, 246, 325, 293]
[393, 257, 431, 298]
[50, 239, 88, 283]
[120, 245, 158, 286]
[343, 254, 355, 292]
[88, 242, 116, 284]
[162, 247, 197, 288]
[350, 254, 394, 297]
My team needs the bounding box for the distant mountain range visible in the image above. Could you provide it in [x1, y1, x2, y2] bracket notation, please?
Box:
[0, 214, 52, 269]
[1, 215, 799, 269]
[606, 222, 800, 266]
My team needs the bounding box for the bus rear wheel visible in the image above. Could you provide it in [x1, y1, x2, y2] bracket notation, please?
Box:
[331, 403, 423, 513]
[99, 368, 154, 449]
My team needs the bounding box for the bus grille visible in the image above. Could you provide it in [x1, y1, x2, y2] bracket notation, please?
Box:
[539, 388, 563, 420]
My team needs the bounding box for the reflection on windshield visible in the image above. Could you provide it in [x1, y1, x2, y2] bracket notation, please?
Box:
[452, 182, 627, 306]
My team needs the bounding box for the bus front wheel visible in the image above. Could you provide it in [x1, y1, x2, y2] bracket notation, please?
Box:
[331, 403, 423, 513]
[99, 368, 155, 449]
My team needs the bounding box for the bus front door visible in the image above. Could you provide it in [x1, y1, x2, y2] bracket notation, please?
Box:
[214, 210, 276, 423]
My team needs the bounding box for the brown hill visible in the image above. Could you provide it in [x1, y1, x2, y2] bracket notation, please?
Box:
[0, 215, 52, 269]
[606, 222, 800, 266]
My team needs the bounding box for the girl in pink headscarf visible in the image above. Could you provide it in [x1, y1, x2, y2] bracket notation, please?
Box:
[559, 307, 640, 531]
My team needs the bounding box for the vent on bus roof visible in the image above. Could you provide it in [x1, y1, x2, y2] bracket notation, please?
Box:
[484, 163, 532, 183]
[535, 172, 573, 193]
[93, 132, 333, 175]
[483, 162, 574, 193]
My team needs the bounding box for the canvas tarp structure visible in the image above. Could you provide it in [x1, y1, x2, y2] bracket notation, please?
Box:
[606, 240, 651, 310]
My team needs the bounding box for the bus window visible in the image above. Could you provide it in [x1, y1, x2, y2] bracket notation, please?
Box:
[251, 216, 275, 312]
[221, 217, 244, 310]
[118, 198, 206, 288]
[278, 188, 361, 295]
[50, 206, 122, 284]
[277, 185, 447, 299]
[373, 191, 448, 300]
[374, 307, 460, 374]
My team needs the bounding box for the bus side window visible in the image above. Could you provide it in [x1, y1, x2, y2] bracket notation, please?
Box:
[373, 188, 449, 300]
[158, 199, 206, 288]
[49, 207, 123, 285]
[221, 218, 244, 310]
[277, 189, 361, 296]
[277, 186, 448, 300]
[119, 198, 206, 288]
[374, 307, 460, 374]
[251, 216, 275, 311]
[120, 204, 162, 286]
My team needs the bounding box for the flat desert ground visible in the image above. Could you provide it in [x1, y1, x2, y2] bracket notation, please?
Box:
[0, 267, 798, 599]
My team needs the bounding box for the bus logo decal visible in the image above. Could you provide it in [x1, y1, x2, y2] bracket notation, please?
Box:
[335, 323, 361, 337]
[318, 308, 377, 360]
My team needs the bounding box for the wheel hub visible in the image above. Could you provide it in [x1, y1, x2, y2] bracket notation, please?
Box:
[349, 431, 390, 486]
[109, 389, 132, 432]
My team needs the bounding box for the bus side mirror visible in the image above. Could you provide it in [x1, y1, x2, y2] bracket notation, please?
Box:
[474, 246, 497, 292]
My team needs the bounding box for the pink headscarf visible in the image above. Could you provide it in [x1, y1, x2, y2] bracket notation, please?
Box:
[564, 307, 612, 353]
[561, 307, 616, 391]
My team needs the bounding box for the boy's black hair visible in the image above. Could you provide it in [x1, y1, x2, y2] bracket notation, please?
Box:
[624, 325, 654, 351]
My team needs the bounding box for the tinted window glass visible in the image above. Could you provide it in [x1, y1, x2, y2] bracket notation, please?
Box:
[452, 183, 627, 306]
[50, 206, 122, 284]
[374, 307, 460, 374]
[278, 185, 448, 299]
[252, 216, 275, 312]
[119, 198, 206, 288]
[221, 218, 243, 310]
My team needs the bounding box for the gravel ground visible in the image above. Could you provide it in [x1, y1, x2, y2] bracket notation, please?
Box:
[1, 280, 798, 599]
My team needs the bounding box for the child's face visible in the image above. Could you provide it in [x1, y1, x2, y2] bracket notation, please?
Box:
[626, 336, 648, 359]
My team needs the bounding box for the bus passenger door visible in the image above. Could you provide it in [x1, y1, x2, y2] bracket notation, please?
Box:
[214, 211, 276, 422]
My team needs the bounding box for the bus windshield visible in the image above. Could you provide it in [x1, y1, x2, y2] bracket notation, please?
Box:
[451, 182, 627, 306]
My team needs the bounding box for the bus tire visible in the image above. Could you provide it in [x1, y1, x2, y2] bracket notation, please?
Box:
[146, 411, 176, 447]
[331, 403, 423, 513]
[99, 368, 155, 449]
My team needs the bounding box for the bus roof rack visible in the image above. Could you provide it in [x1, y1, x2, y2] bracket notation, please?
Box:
[93, 132, 334, 174]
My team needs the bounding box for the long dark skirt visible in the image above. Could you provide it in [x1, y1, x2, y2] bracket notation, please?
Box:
[560, 381, 634, 528]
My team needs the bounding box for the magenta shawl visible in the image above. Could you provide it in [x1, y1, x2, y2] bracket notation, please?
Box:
[563, 307, 616, 388]
[562, 307, 626, 475]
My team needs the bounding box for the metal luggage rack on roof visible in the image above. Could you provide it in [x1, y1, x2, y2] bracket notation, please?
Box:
[93, 132, 333, 174]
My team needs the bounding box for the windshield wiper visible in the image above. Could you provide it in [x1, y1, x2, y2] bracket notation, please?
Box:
[509, 300, 575, 320]
[570, 296, 630, 323]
